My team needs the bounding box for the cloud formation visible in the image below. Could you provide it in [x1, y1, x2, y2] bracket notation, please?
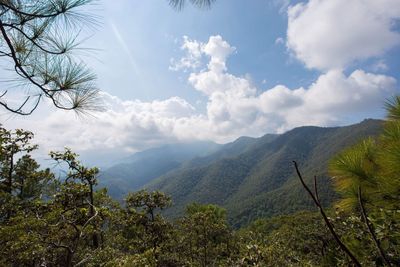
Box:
[184, 36, 396, 135]
[6, 0, 400, 169]
[287, 0, 400, 70]
[169, 36, 204, 72]
[4, 34, 397, 167]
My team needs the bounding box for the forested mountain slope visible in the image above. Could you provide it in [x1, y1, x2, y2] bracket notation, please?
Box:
[145, 119, 383, 226]
[98, 141, 220, 198]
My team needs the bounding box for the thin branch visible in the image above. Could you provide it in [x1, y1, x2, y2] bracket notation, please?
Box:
[74, 255, 93, 267]
[3, 23, 70, 55]
[0, 2, 70, 19]
[0, 50, 11, 56]
[314, 175, 320, 204]
[358, 186, 392, 266]
[0, 19, 50, 110]
[0, 11, 100, 115]
[81, 202, 98, 233]
[0, 19, 73, 114]
[46, 241, 73, 253]
[293, 161, 361, 267]
[0, 94, 41, 115]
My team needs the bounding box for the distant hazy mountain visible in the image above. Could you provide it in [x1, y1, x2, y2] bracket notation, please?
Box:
[98, 141, 221, 198]
[144, 119, 383, 227]
[180, 134, 278, 169]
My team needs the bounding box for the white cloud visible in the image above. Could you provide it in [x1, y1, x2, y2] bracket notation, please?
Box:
[169, 36, 204, 72]
[3, 35, 398, 166]
[287, 0, 400, 70]
[276, 69, 397, 131]
[2, 94, 199, 166]
[202, 35, 236, 72]
[169, 35, 236, 74]
[186, 36, 397, 134]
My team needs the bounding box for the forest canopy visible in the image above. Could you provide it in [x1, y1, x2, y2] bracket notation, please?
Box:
[0, 96, 399, 266]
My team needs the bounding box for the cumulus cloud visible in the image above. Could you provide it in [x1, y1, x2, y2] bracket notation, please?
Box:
[2, 94, 201, 166]
[287, 0, 400, 70]
[3, 35, 398, 166]
[169, 36, 204, 72]
[169, 35, 236, 74]
[184, 36, 397, 134]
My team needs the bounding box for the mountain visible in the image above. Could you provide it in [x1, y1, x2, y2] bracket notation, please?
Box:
[98, 141, 220, 199]
[144, 119, 383, 227]
[180, 134, 278, 169]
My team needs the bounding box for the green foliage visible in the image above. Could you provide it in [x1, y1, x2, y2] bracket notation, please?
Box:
[122, 190, 173, 263]
[0, 105, 398, 267]
[330, 99, 400, 212]
[325, 96, 400, 265]
[235, 212, 341, 266]
[100, 141, 220, 199]
[385, 96, 400, 121]
[329, 138, 379, 209]
[0, 126, 113, 266]
[0, 0, 101, 115]
[146, 119, 382, 226]
[176, 203, 233, 266]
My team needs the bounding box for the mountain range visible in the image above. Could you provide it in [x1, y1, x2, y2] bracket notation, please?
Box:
[99, 119, 383, 226]
[98, 141, 220, 198]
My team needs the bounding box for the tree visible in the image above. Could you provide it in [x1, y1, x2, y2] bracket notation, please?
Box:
[327, 96, 400, 266]
[0, 0, 101, 115]
[0, 0, 216, 115]
[237, 212, 342, 266]
[177, 203, 232, 266]
[121, 190, 173, 265]
[13, 154, 54, 200]
[0, 132, 116, 266]
[0, 126, 39, 220]
[0, 126, 56, 265]
[292, 96, 400, 266]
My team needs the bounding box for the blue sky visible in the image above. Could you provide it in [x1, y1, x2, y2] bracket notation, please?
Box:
[3, 0, 400, 166]
[86, 0, 318, 102]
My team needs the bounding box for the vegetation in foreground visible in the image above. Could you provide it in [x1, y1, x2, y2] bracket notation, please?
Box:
[0, 97, 399, 266]
[2, 1, 397, 266]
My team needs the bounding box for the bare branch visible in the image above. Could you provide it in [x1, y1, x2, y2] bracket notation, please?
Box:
[313, 175, 320, 204]
[293, 161, 361, 267]
[0, 93, 41, 115]
[358, 186, 392, 266]
[81, 202, 98, 233]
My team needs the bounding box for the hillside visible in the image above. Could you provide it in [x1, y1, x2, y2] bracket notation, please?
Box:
[144, 119, 383, 226]
[98, 141, 220, 198]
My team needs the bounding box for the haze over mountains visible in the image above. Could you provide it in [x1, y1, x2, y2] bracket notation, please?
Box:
[99, 141, 220, 198]
[99, 119, 383, 226]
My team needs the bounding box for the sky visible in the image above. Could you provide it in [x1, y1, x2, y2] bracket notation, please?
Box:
[2, 0, 400, 167]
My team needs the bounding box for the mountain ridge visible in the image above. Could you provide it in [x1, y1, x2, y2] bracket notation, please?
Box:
[98, 141, 221, 198]
[144, 119, 383, 226]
